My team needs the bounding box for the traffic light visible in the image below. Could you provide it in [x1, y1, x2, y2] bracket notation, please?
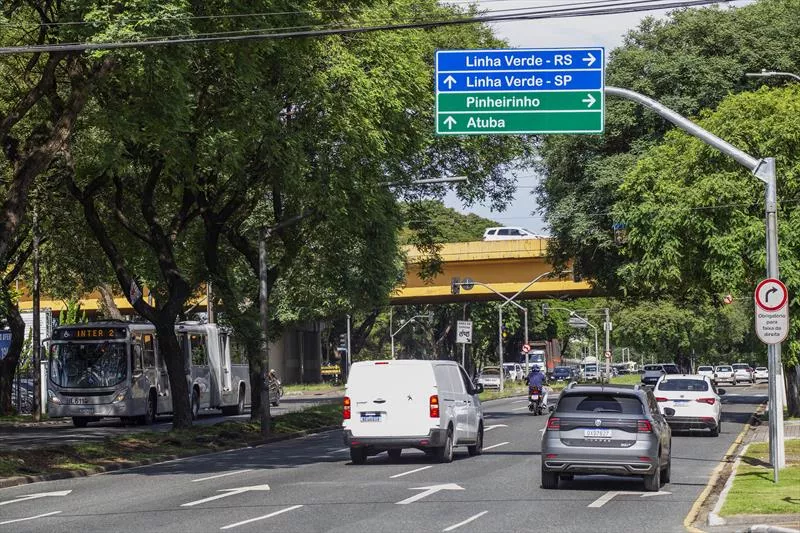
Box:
[502, 325, 508, 339]
[338, 334, 347, 348]
[451, 277, 460, 295]
[541, 303, 549, 317]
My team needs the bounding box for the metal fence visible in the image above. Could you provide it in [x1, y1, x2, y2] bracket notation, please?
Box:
[11, 361, 35, 414]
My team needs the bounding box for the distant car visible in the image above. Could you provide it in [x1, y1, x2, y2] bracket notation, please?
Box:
[714, 365, 736, 385]
[502, 363, 523, 381]
[582, 364, 599, 382]
[476, 367, 502, 390]
[731, 363, 754, 385]
[697, 366, 715, 382]
[483, 227, 546, 241]
[541, 383, 672, 491]
[654, 374, 724, 436]
[641, 363, 681, 386]
[753, 367, 768, 382]
[551, 367, 573, 382]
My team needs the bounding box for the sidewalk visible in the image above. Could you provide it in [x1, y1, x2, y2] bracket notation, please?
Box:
[704, 418, 800, 533]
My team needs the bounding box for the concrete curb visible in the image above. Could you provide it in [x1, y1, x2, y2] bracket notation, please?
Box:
[745, 524, 800, 533]
[707, 443, 748, 526]
[683, 402, 766, 533]
[0, 424, 341, 490]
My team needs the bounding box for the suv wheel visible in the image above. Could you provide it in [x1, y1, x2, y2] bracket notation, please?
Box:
[541, 462, 559, 489]
[436, 428, 454, 463]
[468, 425, 483, 456]
[661, 449, 671, 484]
[643, 461, 661, 491]
[387, 449, 402, 462]
[350, 447, 367, 465]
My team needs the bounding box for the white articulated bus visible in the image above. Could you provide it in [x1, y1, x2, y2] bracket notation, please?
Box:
[46, 321, 250, 427]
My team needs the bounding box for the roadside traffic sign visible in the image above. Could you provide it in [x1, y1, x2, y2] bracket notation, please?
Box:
[604, 350, 611, 359]
[435, 48, 604, 135]
[522, 344, 531, 353]
[456, 320, 473, 344]
[754, 278, 789, 344]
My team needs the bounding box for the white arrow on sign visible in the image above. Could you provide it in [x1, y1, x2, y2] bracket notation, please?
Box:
[0, 490, 72, 507]
[582, 94, 596, 108]
[396, 483, 464, 505]
[443, 75, 457, 89]
[181, 484, 270, 507]
[443, 116, 457, 130]
[588, 490, 670, 508]
[582, 53, 597, 67]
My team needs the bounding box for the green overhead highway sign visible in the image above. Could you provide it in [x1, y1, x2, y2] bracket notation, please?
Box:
[435, 48, 604, 135]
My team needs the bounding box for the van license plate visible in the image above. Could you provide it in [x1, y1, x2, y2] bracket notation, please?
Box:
[360, 412, 383, 423]
[584, 429, 612, 438]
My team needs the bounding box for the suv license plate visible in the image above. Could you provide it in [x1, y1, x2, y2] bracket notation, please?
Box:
[360, 413, 383, 423]
[584, 429, 612, 438]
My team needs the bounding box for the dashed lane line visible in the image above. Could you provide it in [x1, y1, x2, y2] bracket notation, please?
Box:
[220, 505, 304, 530]
[0, 511, 61, 525]
[390, 466, 434, 479]
[443, 511, 489, 531]
[482, 442, 509, 451]
[191, 470, 253, 482]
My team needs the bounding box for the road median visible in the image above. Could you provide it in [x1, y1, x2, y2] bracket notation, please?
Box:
[0, 404, 342, 489]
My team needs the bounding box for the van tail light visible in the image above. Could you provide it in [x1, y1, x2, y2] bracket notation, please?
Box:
[546, 417, 560, 431]
[637, 420, 653, 433]
[696, 397, 716, 405]
[655, 397, 668, 402]
[343, 396, 351, 420]
[429, 395, 440, 418]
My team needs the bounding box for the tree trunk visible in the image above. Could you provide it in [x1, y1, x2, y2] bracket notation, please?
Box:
[786, 364, 800, 418]
[155, 323, 192, 429]
[0, 291, 25, 415]
[97, 282, 124, 320]
[246, 338, 263, 422]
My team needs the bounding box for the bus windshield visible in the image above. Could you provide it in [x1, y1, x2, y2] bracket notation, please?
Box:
[49, 342, 127, 388]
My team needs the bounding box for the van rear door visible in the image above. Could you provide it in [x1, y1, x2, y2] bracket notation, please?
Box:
[347, 362, 436, 438]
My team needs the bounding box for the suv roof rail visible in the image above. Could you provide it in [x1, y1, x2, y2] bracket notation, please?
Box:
[633, 383, 640, 391]
[567, 381, 578, 389]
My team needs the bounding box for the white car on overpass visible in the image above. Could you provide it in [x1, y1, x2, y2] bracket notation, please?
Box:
[655, 374, 724, 436]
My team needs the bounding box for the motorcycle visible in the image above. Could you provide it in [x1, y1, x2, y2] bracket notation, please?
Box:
[528, 386, 545, 415]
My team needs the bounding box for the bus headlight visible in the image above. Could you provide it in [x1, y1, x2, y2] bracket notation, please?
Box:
[112, 388, 129, 403]
[47, 390, 62, 404]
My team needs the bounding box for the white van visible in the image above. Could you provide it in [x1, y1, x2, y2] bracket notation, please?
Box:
[343, 360, 484, 464]
[483, 227, 546, 241]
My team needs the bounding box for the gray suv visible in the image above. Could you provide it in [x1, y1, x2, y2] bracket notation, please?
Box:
[541, 384, 672, 491]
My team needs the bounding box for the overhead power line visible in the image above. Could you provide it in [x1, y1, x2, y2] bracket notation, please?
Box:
[0, 0, 734, 55]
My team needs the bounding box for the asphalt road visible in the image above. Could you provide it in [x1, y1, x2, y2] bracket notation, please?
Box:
[0, 384, 766, 533]
[0, 396, 341, 450]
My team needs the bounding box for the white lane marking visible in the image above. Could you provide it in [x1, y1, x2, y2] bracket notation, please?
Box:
[0, 490, 72, 506]
[220, 505, 303, 530]
[329, 448, 350, 453]
[0, 511, 62, 525]
[482, 442, 509, 451]
[483, 424, 508, 432]
[396, 484, 464, 505]
[512, 406, 529, 411]
[390, 466, 434, 479]
[191, 470, 253, 482]
[513, 400, 528, 404]
[588, 490, 671, 508]
[181, 484, 271, 507]
[443, 511, 489, 532]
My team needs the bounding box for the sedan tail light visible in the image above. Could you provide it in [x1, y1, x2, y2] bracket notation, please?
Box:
[546, 417, 560, 431]
[655, 397, 668, 402]
[696, 397, 716, 405]
[429, 395, 440, 418]
[637, 420, 653, 433]
[343, 396, 351, 420]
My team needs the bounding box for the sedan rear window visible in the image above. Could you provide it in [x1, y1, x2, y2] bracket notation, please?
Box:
[657, 379, 709, 392]
[698, 366, 713, 371]
[717, 366, 732, 372]
[663, 364, 680, 374]
[557, 394, 644, 415]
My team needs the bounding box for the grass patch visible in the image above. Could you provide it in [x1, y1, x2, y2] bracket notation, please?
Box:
[720, 439, 800, 516]
[0, 404, 342, 480]
[610, 374, 644, 385]
[479, 381, 527, 402]
[283, 383, 344, 394]
[0, 414, 51, 423]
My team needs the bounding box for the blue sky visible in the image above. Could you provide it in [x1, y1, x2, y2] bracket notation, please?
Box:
[441, 0, 749, 234]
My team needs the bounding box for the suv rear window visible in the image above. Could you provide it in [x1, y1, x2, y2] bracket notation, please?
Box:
[557, 394, 644, 415]
[657, 379, 709, 392]
[698, 366, 713, 371]
[663, 364, 680, 374]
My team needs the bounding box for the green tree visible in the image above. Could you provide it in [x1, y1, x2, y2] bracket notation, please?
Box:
[615, 86, 800, 414]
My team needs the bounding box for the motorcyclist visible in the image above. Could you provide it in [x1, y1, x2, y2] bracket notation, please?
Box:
[527, 365, 549, 410]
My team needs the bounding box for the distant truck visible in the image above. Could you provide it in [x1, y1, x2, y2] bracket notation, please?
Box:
[523, 339, 562, 377]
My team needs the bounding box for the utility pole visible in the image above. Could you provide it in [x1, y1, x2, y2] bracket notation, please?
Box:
[604, 308, 611, 381]
[32, 206, 41, 421]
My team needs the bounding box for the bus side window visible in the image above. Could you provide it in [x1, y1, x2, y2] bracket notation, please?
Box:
[132, 344, 143, 372]
[190, 334, 207, 366]
[142, 335, 156, 368]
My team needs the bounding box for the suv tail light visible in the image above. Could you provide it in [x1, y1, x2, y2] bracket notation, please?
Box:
[637, 419, 653, 433]
[655, 397, 668, 402]
[343, 396, 351, 420]
[696, 397, 716, 405]
[429, 395, 440, 418]
[546, 417, 560, 431]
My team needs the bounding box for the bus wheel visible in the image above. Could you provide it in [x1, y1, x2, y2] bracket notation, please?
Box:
[191, 388, 200, 420]
[72, 417, 90, 428]
[140, 392, 156, 425]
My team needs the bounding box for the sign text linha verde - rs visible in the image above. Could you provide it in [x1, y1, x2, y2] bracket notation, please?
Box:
[435, 48, 604, 135]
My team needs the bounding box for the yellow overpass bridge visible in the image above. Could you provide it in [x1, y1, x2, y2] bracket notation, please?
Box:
[392, 239, 593, 305]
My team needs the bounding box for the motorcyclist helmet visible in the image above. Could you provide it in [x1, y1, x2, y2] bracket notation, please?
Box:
[532, 365, 540, 373]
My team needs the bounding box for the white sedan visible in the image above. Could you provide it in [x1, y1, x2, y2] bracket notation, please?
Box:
[476, 367, 502, 390]
[754, 367, 769, 382]
[655, 374, 724, 436]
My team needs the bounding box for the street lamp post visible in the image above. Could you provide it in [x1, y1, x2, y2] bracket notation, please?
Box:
[745, 69, 800, 82]
[390, 312, 431, 359]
